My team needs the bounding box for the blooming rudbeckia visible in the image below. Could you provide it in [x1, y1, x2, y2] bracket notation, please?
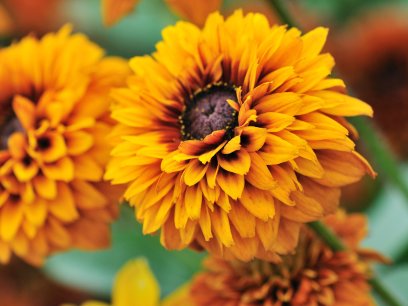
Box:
[190, 211, 386, 306]
[62, 258, 194, 306]
[0, 25, 129, 265]
[106, 10, 375, 261]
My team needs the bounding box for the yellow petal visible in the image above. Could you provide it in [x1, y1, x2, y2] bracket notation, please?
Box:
[102, 0, 140, 26]
[217, 149, 251, 175]
[183, 159, 209, 186]
[162, 283, 194, 306]
[113, 258, 160, 306]
[245, 152, 276, 190]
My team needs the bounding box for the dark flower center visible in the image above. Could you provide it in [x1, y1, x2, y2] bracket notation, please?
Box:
[180, 84, 238, 141]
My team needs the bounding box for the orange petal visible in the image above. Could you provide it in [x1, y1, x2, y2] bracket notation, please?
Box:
[48, 183, 79, 222]
[165, 0, 221, 26]
[218, 149, 251, 175]
[65, 131, 94, 155]
[102, 0, 140, 26]
[12, 95, 35, 130]
[33, 175, 57, 200]
[183, 159, 209, 186]
[245, 152, 276, 190]
[41, 157, 74, 181]
[7, 132, 27, 159]
[0, 202, 23, 241]
[37, 133, 67, 163]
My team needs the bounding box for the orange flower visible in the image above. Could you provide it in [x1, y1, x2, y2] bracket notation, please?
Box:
[0, 0, 62, 35]
[191, 211, 386, 306]
[101, 0, 221, 26]
[106, 11, 374, 262]
[333, 9, 408, 158]
[0, 25, 129, 265]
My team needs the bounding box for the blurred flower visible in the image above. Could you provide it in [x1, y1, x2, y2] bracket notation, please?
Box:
[62, 258, 194, 306]
[0, 0, 62, 35]
[106, 10, 374, 262]
[0, 4, 13, 35]
[190, 211, 386, 306]
[333, 10, 408, 158]
[102, 0, 221, 26]
[0, 25, 129, 265]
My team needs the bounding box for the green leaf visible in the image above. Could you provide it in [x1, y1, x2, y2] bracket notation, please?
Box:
[44, 206, 205, 299]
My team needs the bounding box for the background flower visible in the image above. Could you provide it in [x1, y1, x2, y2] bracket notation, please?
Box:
[190, 211, 386, 306]
[0, 25, 128, 265]
[107, 10, 374, 262]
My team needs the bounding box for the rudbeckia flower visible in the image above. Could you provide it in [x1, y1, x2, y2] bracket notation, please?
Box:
[62, 258, 194, 306]
[0, 25, 129, 265]
[106, 11, 375, 261]
[102, 0, 221, 26]
[190, 211, 386, 306]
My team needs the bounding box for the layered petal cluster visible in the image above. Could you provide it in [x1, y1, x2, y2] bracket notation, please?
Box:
[107, 10, 375, 261]
[0, 25, 128, 265]
[190, 211, 386, 306]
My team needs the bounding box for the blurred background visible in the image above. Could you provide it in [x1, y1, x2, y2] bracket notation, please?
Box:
[1, 0, 408, 305]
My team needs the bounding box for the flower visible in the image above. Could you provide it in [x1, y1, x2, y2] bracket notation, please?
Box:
[190, 211, 386, 306]
[106, 10, 375, 261]
[0, 0, 62, 35]
[333, 9, 408, 157]
[101, 0, 221, 26]
[0, 25, 129, 265]
[62, 258, 194, 306]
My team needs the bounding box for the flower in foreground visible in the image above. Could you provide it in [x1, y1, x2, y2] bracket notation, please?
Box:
[0, 25, 128, 265]
[106, 10, 375, 261]
[62, 258, 193, 306]
[190, 211, 387, 306]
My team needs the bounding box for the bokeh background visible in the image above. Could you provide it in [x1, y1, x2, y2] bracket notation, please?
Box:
[1, 0, 408, 305]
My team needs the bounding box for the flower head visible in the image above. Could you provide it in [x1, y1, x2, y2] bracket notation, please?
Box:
[190, 211, 386, 306]
[107, 11, 375, 261]
[0, 25, 128, 265]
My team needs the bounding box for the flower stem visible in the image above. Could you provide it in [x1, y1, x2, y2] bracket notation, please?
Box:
[309, 222, 403, 306]
[266, 0, 299, 27]
[350, 117, 408, 200]
[308, 221, 345, 251]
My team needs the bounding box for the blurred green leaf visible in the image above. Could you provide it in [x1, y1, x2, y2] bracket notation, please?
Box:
[44, 206, 205, 299]
[63, 0, 178, 57]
